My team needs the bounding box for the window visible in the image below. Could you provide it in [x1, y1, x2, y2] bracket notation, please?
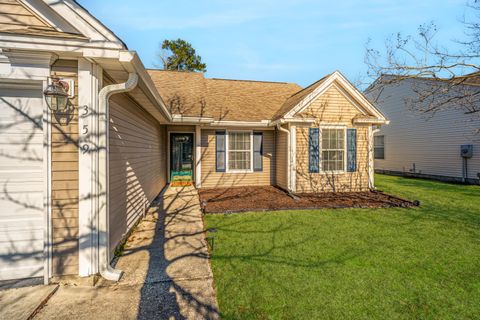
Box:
[228, 131, 251, 171]
[321, 128, 345, 171]
[374, 135, 385, 159]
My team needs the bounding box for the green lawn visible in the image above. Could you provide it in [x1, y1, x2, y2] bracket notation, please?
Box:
[205, 175, 480, 319]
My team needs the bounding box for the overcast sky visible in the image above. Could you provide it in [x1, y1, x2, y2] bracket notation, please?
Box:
[78, 0, 467, 87]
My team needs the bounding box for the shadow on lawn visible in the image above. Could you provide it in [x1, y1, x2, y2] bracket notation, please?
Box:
[378, 177, 480, 228]
[207, 216, 364, 270]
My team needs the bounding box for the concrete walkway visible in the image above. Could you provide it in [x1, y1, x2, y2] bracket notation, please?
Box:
[34, 186, 219, 320]
[0, 285, 58, 320]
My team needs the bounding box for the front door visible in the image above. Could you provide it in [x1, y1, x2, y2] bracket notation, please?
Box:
[170, 133, 194, 186]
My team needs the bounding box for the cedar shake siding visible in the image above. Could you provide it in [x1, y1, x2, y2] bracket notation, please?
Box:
[108, 93, 167, 252]
[295, 85, 371, 192]
[0, 0, 54, 32]
[200, 129, 275, 188]
[50, 59, 79, 276]
[0, 0, 85, 39]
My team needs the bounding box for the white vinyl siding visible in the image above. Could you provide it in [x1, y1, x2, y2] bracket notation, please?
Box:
[0, 86, 44, 281]
[366, 79, 480, 181]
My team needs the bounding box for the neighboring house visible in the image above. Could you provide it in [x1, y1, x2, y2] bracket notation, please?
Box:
[0, 0, 387, 285]
[365, 77, 480, 184]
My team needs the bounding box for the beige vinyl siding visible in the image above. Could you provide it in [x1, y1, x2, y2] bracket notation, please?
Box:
[367, 79, 480, 181]
[200, 129, 275, 188]
[275, 129, 288, 189]
[295, 84, 370, 192]
[0, 0, 52, 31]
[108, 93, 167, 252]
[50, 59, 79, 276]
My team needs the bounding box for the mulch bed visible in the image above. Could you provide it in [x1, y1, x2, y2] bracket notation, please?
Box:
[198, 186, 419, 214]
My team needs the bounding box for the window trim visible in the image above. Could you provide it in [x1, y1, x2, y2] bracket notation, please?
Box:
[225, 130, 254, 173]
[374, 134, 385, 160]
[319, 125, 347, 174]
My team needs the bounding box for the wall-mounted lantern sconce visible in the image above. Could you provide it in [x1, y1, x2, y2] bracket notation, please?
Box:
[44, 78, 70, 112]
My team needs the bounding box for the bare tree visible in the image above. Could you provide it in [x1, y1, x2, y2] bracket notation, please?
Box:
[365, 1, 480, 120]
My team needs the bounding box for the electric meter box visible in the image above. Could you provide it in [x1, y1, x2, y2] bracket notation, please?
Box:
[460, 144, 473, 158]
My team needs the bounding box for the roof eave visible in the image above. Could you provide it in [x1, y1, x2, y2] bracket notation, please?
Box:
[171, 114, 214, 124]
[353, 118, 390, 125]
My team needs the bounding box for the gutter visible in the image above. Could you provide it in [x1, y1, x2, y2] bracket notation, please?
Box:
[171, 114, 214, 124]
[98, 72, 139, 281]
[276, 123, 292, 193]
[369, 127, 381, 190]
[269, 118, 316, 126]
[119, 51, 173, 122]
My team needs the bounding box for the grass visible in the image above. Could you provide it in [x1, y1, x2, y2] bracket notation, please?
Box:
[205, 174, 480, 319]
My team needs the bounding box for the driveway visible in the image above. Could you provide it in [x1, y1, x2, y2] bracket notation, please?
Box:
[35, 186, 219, 320]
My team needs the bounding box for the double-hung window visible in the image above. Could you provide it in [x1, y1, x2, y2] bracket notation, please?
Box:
[321, 128, 345, 171]
[374, 135, 385, 159]
[228, 131, 252, 171]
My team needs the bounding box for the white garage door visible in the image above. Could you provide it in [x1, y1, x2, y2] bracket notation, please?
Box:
[0, 84, 44, 281]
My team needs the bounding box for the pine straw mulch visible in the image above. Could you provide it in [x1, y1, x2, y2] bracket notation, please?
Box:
[198, 186, 419, 214]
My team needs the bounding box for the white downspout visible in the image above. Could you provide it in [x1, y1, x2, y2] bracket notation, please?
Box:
[98, 73, 138, 281]
[370, 126, 381, 190]
[277, 123, 292, 193]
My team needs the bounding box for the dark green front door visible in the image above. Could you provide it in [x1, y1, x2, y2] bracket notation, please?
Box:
[170, 133, 194, 185]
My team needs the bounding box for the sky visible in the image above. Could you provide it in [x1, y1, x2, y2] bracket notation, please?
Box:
[78, 0, 468, 87]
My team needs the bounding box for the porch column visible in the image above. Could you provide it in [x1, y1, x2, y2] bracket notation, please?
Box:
[78, 59, 102, 276]
[289, 124, 297, 192]
[195, 125, 202, 187]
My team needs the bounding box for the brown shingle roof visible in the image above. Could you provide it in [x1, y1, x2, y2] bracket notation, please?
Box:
[148, 70, 208, 117]
[148, 69, 302, 121]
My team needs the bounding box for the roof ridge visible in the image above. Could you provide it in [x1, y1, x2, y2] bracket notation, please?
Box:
[147, 68, 204, 74]
[208, 77, 296, 85]
[287, 73, 331, 99]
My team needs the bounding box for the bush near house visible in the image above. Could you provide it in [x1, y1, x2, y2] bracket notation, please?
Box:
[205, 174, 480, 319]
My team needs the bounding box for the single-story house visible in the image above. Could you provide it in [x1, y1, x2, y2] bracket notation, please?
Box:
[0, 0, 388, 285]
[365, 76, 480, 184]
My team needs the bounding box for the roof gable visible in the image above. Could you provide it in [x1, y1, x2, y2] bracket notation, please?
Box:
[281, 71, 387, 122]
[0, 0, 65, 36]
[0, 0, 125, 47]
[298, 84, 366, 123]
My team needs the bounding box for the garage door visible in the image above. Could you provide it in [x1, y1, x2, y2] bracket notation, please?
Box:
[0, 85, 44, 281]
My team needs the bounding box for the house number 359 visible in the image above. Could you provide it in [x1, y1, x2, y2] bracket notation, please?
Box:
[81, 105, 90, 154]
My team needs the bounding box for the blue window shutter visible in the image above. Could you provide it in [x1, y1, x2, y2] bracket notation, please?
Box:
[216, 131, 226, 172]
[253, 132, 263, 171]
[309, 128, 319, 173]
[347, 128, 357, 172]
